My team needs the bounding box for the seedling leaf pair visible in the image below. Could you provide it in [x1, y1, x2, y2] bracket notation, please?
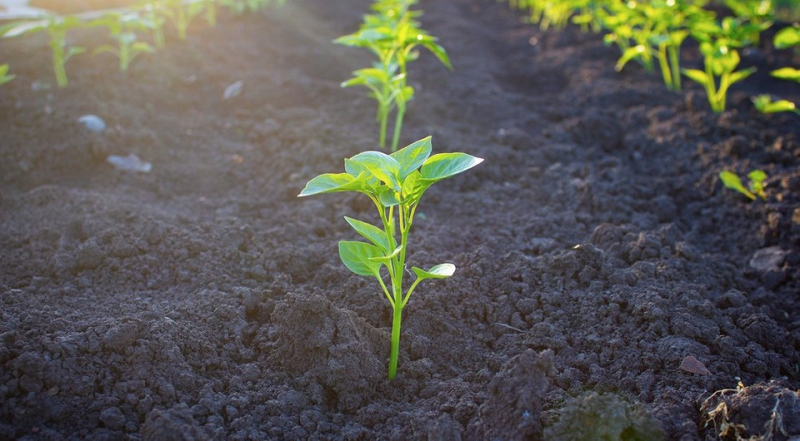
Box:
[720, 170, 767, 201]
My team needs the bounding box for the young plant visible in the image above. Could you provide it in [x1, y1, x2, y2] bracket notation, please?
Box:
[682, 32, 756, 113]
[720, 170, 767, 201]
[298, 137, 482, 380]
[138, 1, 167, 48]
[335, 0, 451, 151]
[751, 94, 798, 114]
[92, 12, 155, 72]
[0, 64, 14, 86]
[4, 15, 87, 88]
[161, 0, 204, 41]
[341, 62, 413, 155]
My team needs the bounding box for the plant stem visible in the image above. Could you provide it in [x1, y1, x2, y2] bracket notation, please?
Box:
[390, 105, 405, 152]
[388, 303, 402, 380]
[379, 106, 388, 149]
[668, 45, 681, 91]
[704, 60, 720, 113]
[120, 44, 129, 72]
[657, 44, 672, 91]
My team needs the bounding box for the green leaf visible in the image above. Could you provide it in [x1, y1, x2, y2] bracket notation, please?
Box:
[0, 63, 14, 85]
[401, 170, 427, 203]
[748, 169, 767, 200]
[348, 67, 389, 86]
[774, 26, 800, 49]
[349, 151, 402, 191]
[412, 263, 456, 281]
[419, 40, 452, 70]
[682, 68, 709, 85]
[420, 152, 483, 181]
[377, 186, 401, 207]
[369, 245, 402, 264]
[338, 241, 383, 277]
[391, 136, 432, 180]
[92, 45, 117, 56]
[771, 67, 800, 83]
[344, 216, 391, 252]
[729, 67, 756, 85]
[748, 170, 766, 184]
[66, 46, 86, 61]
[298, 172, 367, 197]
[615, 45, 646, 71]
[752, 94, 797, 113]
[132, 41, 155, 53]
[396, 85, 414, 105]
[720, 171, 756, 200]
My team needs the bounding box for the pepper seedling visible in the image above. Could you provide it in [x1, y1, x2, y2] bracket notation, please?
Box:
[720, 170, 767, 201]
[298, 137, 482, 380]
[92, 12, 155, 72]
[159, 0, 204, 41]
[682, 22, 756, 113]
[3, 15, 87, 88]
[335, 0, 451, 151]
[138, 0, 168, 48]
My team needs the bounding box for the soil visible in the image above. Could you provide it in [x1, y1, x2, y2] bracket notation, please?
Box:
[1, 0, 799, 440]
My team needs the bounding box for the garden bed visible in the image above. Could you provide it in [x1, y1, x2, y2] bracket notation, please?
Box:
[1, 0, 799, 439]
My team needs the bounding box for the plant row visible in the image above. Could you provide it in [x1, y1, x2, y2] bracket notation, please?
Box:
[0, 0, 285, 88]
[504, 0, 800, 114]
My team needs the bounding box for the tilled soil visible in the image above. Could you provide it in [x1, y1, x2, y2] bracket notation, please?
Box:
[1, 0, 799, 439]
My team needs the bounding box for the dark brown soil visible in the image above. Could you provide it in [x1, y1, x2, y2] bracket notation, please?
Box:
[1, 0, 799, 440]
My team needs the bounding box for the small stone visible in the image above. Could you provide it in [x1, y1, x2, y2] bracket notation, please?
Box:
[78, 115, 106, 133]
[100, 407, 126, 430]
[679, 356, 711, 375]
[749, 246, 787, 272]
[223, 81, 243, 100]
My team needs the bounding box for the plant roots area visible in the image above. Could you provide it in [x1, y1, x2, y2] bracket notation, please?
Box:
[1, 0, 799, 440]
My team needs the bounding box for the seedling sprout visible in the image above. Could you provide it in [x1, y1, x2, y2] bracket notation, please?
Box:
[720, 170, 767, 201]
[298, 137, 482, 380]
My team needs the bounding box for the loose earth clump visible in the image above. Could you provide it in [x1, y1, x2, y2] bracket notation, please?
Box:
[1, 0, 798, 439]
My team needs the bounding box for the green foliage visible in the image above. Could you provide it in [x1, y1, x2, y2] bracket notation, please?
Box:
[155, 0, 205, 41]
[3, 15, 87, 88]
[771, 67, 800, 82]
[138, 1, 168, 48]
[751, 94, 798, 114]
[719, 170, 767, 201]
[682, 19, 756, 113]
[220, 0, 286, 15]
[335, 0, 451, 151]
[0, 64, 14, 86]
[605, 0, 710, 91]
[92, 12, 155, 72]
[773, 24, 799, 49]
[298, 137, 482, 380]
